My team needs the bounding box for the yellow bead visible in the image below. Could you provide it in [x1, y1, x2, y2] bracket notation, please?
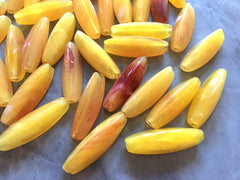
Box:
[74, 0, 100, 39]
[180, 29, 224, 72]
[0, 15, 11, 44]
[171, 3, 195, 52]
[0, 0, 7, 15]
[122, 66, 174, 118]
[0, 98, 69, 151]
[104, 36, 168, 57]
[113, 0, 132, 23]
[24, 0, 41, 7]
[7, 0, 24, 14]
[187, 69, 227, 128]
[111, 22, 172, 39]
[146, 77, 201, 129]
[169, 0, 186, 8]
[133, 0, 151, 22]
[14, 1, 73, 25]
[125, 128, 204, 154]
[42, 12, 75, 65]
[0, 59, 13, 107]
[1, 64, 54, 126]
[74, 31, 120, 79]
[5, 25, 25, 82]
[63, 112, 127, 174]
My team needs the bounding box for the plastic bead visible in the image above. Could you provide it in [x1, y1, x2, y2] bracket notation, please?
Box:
[62, 42, 83, 104]
[71, 72, 105, 140]
[42, 12, 75, 65]
[63, 112, 127, 174]
[7, 0, 24, 14]
[0, 0, 7, 15]
[74, 31, 120, 79]
[5, 25, 25, 82]
[111, 22, 172, 39]
[103, 56, 148, 112]
[24, 0, 41, 7]
[74, 0, 100, 39]
[122, 66, 174, 118]
[133, 0, 151, 22]
[104, 36, 168, 57]
[151, 0, 169, 23]
[0, 15, 11, 44]
[187, 69, 227, 128]
[21, 17, 49, 73]
[180, 29, 224, 72]
[1, 64, 54, 126]
[125, 128, 204, 154]
[113, 0, 132, 23]
[146, 77, 201, 129]
[169, 0, 186, 8]
[0, 98, 69, 151]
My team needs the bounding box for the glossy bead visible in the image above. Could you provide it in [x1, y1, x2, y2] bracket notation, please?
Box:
[0, 0, 7, 15]
[0, 98, 69, 151]
[125, 128, 204, 154]
[0, 15, 11, 44]
[103, 56, 148, 112]
[180, 29, 224, 72]
[74, 0, 100, 39]
[97, 0, 114, 36]
[187, 69, 227, 128]
[169, 0, 186, 8]
[171, 3, 195, 52]
[14, 1, 73, 25]
[74, 31, 120, 79]
[0, 59, 13, 107]
[7, 0, 24, 14]
[104, 36, 168, 57]
[122, 66, 174, 118]
[151, 0, 169, 23]
[1, 64, 54, 126]
[5, 25, 25, 82]
[63, 112, 127, 174]
[113, 0, 132, 23]
[146, 77, 201, 129]
[133, 0, 151, 22]
[71, 72, 105, 140]
[24, 0, 41, 7]
[42, 12, 75, 65]
[111, 22, 172, 39]
[21, 17, 49, 73]
[62, 42, 83, 104]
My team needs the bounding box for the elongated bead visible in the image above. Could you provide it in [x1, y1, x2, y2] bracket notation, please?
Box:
[146, 77, 201, 129]
[169, 0, 186, 8]
[14, 1, 73, 25]
[103, 56, 148, 112]
[71, 72, 105, 140]
[97, 0, 114, 36]
[0, 0, 7, 15]
[1, 64, 54, 126]
[0, 15, 11, 44]
[180, 29, 224, 72]
[113, 0, 132, 23]
[104, 36, 168, 57]
[74, 0, 100, 39]
[21, 17, 49, 73]
[7, 0, 24, 14]
[62, 42, 83, 104]
[171, 3, 195, 52]
[42, 12, 75, 65]
[74, 31, 120, 79]
[133, 0, 151, 22]
[5, 25, 25, 82]
[125, 128, 204, 154]
[24, 0, 41, 7]
[0, 98, 69, 151]
[122, 66, 174, 118]
[187, 69, 227, 128]
[151, 0, 169, 23]
[111, 22, 172, 39]
[0, 59, 13, 107]
[63, 112, 127, 174]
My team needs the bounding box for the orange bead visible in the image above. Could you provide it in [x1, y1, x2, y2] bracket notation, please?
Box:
[133, 0, 151, 22]
[0, 0, 7, 15]
[113, 0, 132, 23]
[74, 0, 100, 39]
[7, 0, 24, 14]
[0, 15, 11, 44]
[5, 25, 25, 82]
[24, 0, 41, 7]
[71, 72, 105, 140]
[21, 17, 49, 73]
